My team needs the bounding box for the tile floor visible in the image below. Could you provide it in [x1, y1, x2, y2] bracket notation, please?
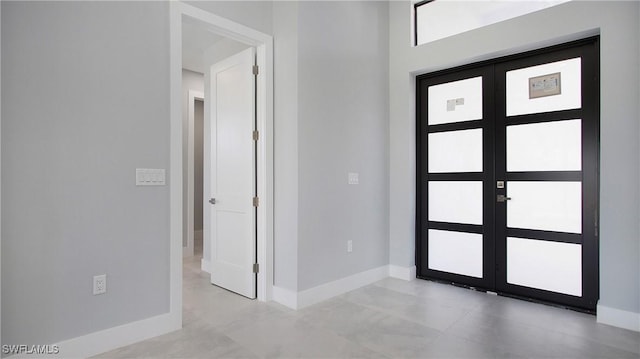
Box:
[96, 248, 640, 358]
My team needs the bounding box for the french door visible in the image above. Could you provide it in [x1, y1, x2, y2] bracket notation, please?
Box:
[416, 38, 599, 311]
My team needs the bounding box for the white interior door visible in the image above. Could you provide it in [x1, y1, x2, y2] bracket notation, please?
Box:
[208, 47, 256, 299]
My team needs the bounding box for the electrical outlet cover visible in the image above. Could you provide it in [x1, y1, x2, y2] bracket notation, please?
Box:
[93, 274, 107, 295]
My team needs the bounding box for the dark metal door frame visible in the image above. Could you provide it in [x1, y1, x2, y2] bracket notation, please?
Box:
[416, 37, 600, 312]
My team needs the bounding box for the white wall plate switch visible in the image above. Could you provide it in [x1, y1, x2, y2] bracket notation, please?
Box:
[136, 168, 166, 186]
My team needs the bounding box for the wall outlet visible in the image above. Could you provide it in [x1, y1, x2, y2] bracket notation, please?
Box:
[347, 240, 353, 253]
[93, 274, 107, 295]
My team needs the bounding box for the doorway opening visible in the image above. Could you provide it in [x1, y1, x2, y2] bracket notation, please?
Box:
[169, 2, 274, 321]
[416, 37, 600, 312]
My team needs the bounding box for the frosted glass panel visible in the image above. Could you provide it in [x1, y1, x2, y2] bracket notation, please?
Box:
[429, 229, 483, 278]
[507, 181, 581, 233]
[507, 119, 581, 171]
[428, 77, 482, 125]
[507, 237, 582, 296]
[429, 129, 483, 173]
[429, 181, 483, 225]
[506, 58, 581, 116]
[416, 1, 569, 45]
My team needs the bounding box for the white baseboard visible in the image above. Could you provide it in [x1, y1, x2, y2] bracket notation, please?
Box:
[271, 266, 390, 310]
[297, 265, 389, 309]
[201, 258, 211, 273]
[389, 265, 416, 281]
[9, 312, 181, 359]
[272, 286, 298, 310]
[597, 304, 640, 332]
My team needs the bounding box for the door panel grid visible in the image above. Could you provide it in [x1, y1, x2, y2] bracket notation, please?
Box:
[417, 37, 599, 311]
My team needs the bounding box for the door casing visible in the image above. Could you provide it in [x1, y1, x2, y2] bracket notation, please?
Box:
[170, 1, 274, 318]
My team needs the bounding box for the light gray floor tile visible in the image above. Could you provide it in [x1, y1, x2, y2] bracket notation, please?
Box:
[421, 333, 527, 359]
[447, 310, 639, 359]
[299, 297, 390, 336]
[341, 284, 470, 331]
[96, 258, 639, 359]
[374, 278, 494, 311]
[342, 314, 443, 358]
[225, 314, 386, 358]
[479, 294, 640, 355]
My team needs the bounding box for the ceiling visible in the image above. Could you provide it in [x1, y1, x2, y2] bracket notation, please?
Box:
[182, 21, 225, 74]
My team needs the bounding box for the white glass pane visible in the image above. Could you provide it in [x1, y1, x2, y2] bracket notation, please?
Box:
[506, 57, 581, 116]
[429, 129, 483, 173]
[429, 181, 483, 225]
[507, 181, 581, 233]
[507, 237, 582, 296]
[428, 77, 482, 125]
[429, 229, 483, 278]
[507, 119, 581, 172]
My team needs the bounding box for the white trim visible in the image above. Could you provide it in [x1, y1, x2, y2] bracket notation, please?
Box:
[185, 90, 204, 258]
[0, 2, 3, 344]
[201, 258, 211, 273]
[7, 313, 179, 359]
[597, 304, 640, 332]
[297, 266, 389, 309]
[168, 0, 184, 338]
[272, 286, 299, 310]
[271, 266, 390, 310]
[176, 2, 274, 303]
[389, 265, 416, 281]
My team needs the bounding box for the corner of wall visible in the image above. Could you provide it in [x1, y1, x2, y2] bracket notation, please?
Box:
[389, 265, 416, 281]
[597, 304, 640, 332]
[272, 265, 390, 311]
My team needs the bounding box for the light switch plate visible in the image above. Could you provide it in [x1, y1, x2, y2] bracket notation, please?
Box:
[136, 168, 166, 186]
[348, 172, 359, 185]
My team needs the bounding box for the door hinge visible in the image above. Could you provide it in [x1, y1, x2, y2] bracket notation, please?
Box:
[253, 196, 259, 207]
[252, 65, 259, 75]
[253, 263, 259, 273]
[252, 130, 259, 141]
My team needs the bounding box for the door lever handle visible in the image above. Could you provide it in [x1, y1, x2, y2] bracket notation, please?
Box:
[209, 198, 216, 205]
[497, 194, 511, 203]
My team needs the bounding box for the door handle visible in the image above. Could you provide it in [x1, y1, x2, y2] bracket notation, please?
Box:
[209, 198, 216, 205]
[497, 194, 511, 203]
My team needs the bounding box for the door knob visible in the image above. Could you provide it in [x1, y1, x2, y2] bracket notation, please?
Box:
[209, 198, 216, 205]
[497, 194, 511, 203]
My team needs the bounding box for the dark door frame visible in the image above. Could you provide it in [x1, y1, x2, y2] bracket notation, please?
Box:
[416, 36, 600, 312]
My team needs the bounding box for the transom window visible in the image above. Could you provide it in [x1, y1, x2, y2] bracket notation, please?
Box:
[414, 0, 571, 46]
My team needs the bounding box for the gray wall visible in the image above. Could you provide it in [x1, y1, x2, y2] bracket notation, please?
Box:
[296, 1, 390, 290]
[2, 1, 170, 346]
[272, 1, 299, 291]
[389, 1, 640, 315]
[272, 1, 391, 292]
[181, 69, 204, 247]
